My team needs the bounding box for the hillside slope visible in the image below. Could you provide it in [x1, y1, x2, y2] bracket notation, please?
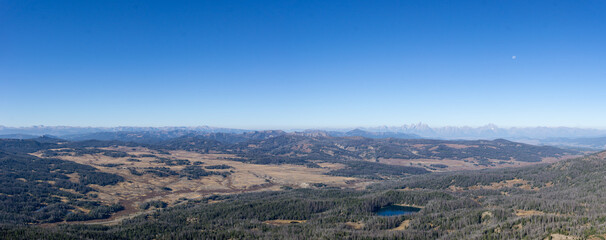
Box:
[161, 134, 578, 169]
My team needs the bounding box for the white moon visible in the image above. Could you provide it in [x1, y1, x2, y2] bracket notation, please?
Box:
[512, 56, 517, 60]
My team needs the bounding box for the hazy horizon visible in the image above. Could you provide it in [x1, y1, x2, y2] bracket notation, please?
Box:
[3, 122, 606, 132]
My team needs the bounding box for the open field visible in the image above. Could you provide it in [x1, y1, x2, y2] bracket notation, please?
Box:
[32, 146, 372, 223]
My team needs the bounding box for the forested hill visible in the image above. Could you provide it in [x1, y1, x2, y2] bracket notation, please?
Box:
[159, 133, 578, 164]
[0, 140, 125, 224]
[14, 130, 581, 166]
[0, 132, 579, 180]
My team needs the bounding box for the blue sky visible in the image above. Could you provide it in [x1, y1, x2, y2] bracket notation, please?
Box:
[1, 0, 605, 129]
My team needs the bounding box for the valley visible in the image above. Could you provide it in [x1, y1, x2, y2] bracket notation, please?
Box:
[0, 131, 600, 239]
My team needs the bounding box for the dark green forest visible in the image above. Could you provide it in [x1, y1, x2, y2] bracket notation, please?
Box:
[0, 150, 124, 223]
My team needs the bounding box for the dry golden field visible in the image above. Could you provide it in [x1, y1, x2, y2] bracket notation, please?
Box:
[32, 146, 374, 223]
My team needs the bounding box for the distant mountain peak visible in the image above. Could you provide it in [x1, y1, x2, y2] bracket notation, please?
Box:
[292, 130, 329, 137]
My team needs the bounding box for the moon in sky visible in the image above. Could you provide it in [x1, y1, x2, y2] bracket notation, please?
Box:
[512, 56, 517, 60]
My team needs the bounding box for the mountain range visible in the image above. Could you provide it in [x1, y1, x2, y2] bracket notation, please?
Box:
[357, 123, 606, 139]
[3, 124, 606, 149]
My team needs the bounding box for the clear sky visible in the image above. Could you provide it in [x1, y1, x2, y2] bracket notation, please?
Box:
[1, 0, 605, 129]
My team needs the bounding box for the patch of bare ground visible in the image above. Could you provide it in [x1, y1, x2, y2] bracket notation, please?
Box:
[514, 209, 568, 219]
[447, 185, 465, 192]
[345, 221, 365, 230]
[393, 203, 424, 209]
[72, 206, 91, 214]
[545, 233, 580, 240]
[263, 220, 306, 225]
[316, 162, 347, 169]
[398, 187, 424, 191]
[515, 209, 545, 217]
[480, 211, 493, 225]
[443, 144, 478, 149]
[587, 234, 606, 240]
[468, 178, 538, 191]
[390, 220, 410, 231]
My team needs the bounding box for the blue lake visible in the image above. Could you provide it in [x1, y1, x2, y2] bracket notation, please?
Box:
[376, 205, 421, 216]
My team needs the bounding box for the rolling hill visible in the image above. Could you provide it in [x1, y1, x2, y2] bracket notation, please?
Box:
[2, 147, 605, 239]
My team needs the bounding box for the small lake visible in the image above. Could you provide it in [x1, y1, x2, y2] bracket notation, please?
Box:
[376, 205, 421, 216]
